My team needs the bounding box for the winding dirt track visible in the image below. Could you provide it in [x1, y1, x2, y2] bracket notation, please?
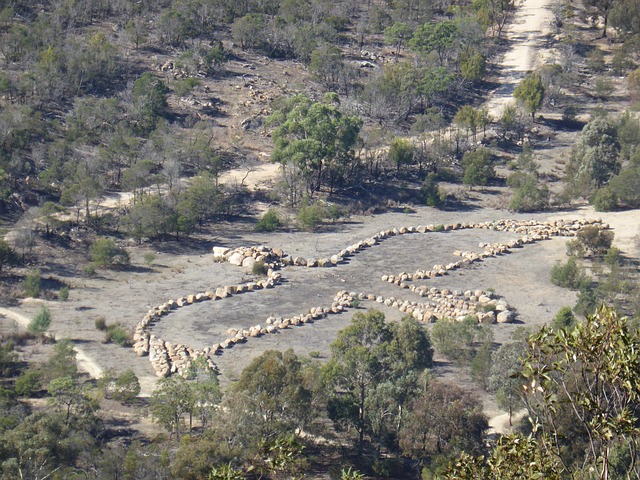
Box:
[0, 306, 104, 379]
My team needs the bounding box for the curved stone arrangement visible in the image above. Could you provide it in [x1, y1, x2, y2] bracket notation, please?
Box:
[132, 218, 607, 378]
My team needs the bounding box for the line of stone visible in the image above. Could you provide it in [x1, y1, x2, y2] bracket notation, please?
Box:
[134, 218, 606, 377]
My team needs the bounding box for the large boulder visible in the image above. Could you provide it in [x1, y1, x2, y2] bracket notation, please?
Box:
[212, 246, 231, 259]
[228, 251, 245, 266]
[242, 256, 256, 269]
[497, 310, 515, 323]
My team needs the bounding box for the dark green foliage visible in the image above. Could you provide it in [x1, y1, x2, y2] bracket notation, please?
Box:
[99, 369, 140, 403]
[268, 94, 362, 195]
[508, 172, 550, 212]
[565, 116, 621, 197]
[42, 339, 78, 382]
[0, 239, 16, 273]
[28, 306, 51, 335]
[14, 369, 41, 397]
[592, 185, 618, 211]
[420, 173, 444, 207]
[131, 72, 169, 135]
[551, 256, 587, 289]
[222, 349, 313, 453]
[574, 284, 599, 317]
[255, 209, 282, 232]
[521, 306, 640, 475]
[410, 20, 458, 65]
[388, 137, 414, 171]
[460, 52, 487, 82]
[94, 317, 107, 331]
[90, 237, 130, 267]
[296, 202, 327, 230]
[609, 166, 640, 207]
[604, 246, 623, 267]
[552, 306, 576, 330]
[470, 342, 492, 390]
[431, 317, 490, 366]
[513, 73, 545, 120]
[462, 147, 494, 188]
[572, 225, 615, 257]
[23, 270, 41, 298]
[488, 342, 526, 425]
[324, 311, 433, 453]
[0, 341, 18, 377]
[105, 323, 132, 347]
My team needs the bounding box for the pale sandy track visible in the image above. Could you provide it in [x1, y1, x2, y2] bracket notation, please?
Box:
[484, 0, 556, 117]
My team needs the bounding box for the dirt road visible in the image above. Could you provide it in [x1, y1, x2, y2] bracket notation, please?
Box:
[485, 0, 556, 116]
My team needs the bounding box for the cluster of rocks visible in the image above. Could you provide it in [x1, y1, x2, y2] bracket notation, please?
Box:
[359, 288, 515, 324]
[474, 218, 606, 237]
[132, 270, 283, 377]
[156, 60, 206, 78]
[213, 245, 287, 270]
[148, 336, 217, 377]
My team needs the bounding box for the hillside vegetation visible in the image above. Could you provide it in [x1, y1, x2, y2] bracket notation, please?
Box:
[1, 0, 640, 478]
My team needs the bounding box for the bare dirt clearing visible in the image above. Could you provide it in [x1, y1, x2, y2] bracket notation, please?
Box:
[4, 205, 637, 399]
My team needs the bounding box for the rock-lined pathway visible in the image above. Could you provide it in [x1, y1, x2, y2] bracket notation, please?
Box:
[132, 218, 606, 378]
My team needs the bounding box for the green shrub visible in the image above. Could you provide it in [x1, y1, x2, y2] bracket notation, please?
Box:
[28, 306, 51, 335]
[508, 174, 550, 212]
[95, 317, 107, 331]
[309, 351, 321, 358]
[420, 173, 444, 207]
[14, 369, 41, 397]
[562, 105, 578, 123]
[592, 186, 617, 211]
[59, 286, 69, 301]
[551, 257, 587, 289]
[102, 369, 141, 403]
[143, 252, 156, 266]
[252, 260, 268, 276]
[105, 323, 131, 347]
[326, 204, 346, 222]
[24, 270, 41, 298]
[574, 284, 598, 317]
[481, 303, 497, 313]
[173, 77, 200, 97]
[341, 467, 364, 480]
[552, 306, 576, 330]
[297, 203, 326, 230]
[255, 209, 282, 232]
[604, 247, 622, 267]
[91, 237, 130, 267]
[84, 263, 96, 276]
[574, 226, 615, 257]
[434, 224, 445, 232]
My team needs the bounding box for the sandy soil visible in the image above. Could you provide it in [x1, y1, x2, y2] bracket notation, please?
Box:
[485, 0, 557, 116]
